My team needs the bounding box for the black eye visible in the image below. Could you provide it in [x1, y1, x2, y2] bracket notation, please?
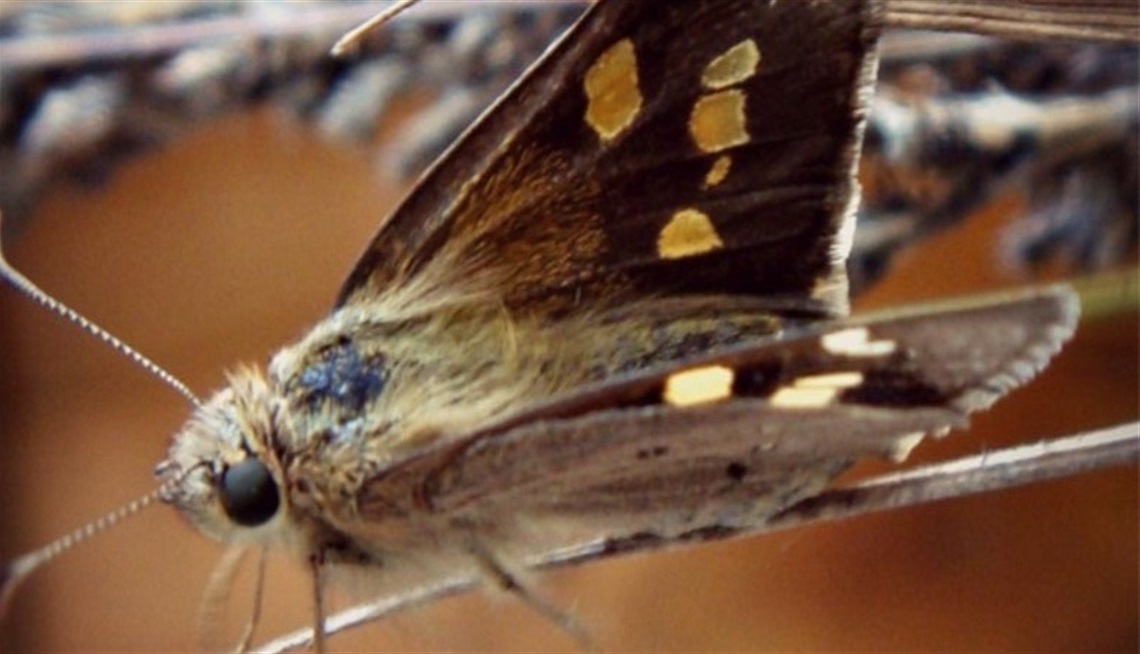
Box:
[219, 458, 280, 527]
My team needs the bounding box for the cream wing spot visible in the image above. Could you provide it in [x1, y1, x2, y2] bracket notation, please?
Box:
[657, 208, 724, 259]
[821, 328, 897, 357]
[890, 432, 928, 462]
[703, 155, 732, 188]
[770, 372, 865, 409]
[770, 386, 838, 409]
[689, 89, 749, 153]
[794, 372, 865, 388]
[664, 365, 735, 407]
[583, 38, 642, 142]
[702, 39, 761, 90]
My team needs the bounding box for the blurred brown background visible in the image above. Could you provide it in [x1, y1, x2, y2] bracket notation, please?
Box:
[0, 97, 1136, 651]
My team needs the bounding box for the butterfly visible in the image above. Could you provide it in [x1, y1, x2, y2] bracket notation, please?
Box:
[0, 0, 1079, 650]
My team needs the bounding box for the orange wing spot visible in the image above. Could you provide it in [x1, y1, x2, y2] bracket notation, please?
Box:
[702, 39, 761, 90]
[584, 39, 642, 142]
[703, 155, 732, 188]
[689, 89, 749, 153]
[657, 208, 724, 259]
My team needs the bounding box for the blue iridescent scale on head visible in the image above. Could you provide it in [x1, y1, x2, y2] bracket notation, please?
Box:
[297, 339, 387, 414]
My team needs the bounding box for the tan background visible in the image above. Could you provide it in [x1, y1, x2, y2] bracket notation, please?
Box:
[0, 106, 1136, 652]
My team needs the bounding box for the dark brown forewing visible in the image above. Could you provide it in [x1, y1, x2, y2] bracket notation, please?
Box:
[357, 287, 1077, 524]
[338, 0, 883, 319]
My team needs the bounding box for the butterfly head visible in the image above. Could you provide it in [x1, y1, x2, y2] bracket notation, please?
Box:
[157, 369, 296, 548]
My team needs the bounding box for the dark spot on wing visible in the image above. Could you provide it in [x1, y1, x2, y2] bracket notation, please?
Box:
[731, 361, 783, 397]
[839, 368, 949, 407]
[636, 445, 669, 460]
[725, 461, 748, 482]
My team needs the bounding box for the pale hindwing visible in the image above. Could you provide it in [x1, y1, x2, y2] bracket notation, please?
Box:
[426, 403, 965, 539]
[356, 287, 1077, 550]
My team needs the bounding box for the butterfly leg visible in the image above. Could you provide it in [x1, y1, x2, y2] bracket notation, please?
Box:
[197, 545, 268, 653]
[468, 541, 599, 652]
[308, 550, 328, 654]
[197, 546, 248, 651]
[233, 548, 269, 654]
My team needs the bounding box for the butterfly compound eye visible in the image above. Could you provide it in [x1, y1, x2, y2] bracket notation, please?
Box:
[219, 458, 280, 527]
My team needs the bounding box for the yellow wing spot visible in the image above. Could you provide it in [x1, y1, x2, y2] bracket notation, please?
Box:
[770, 372, 865, 409]
[821, 328, 897, 357]
[584, 39, 642, 142]
[657, 208, 724, 259]
[689, 89, 749, 153]
[664, 365, 735, 407]
[702, 39, 761, 90]
[703, 155, 732, 187]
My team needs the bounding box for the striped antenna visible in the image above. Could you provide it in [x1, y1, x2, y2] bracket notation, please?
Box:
[1, 212, 204, 613]
[1, 483, 170, 616]
[0, 212, 201, 407]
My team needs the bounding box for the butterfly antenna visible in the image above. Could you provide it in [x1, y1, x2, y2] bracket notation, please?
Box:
[0, 484, 169, 616]
[331, 0, 421, 57]
[0, 213, 201, 407]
